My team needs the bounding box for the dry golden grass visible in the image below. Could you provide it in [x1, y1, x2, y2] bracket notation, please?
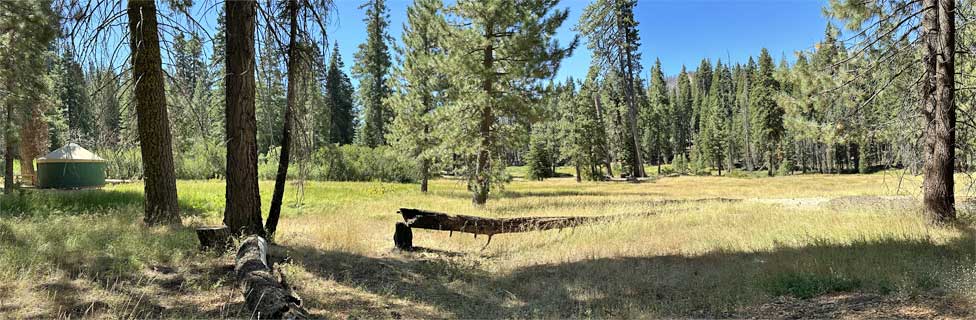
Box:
[0, 172, 974, 318]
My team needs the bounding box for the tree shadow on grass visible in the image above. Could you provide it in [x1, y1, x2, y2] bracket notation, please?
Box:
[281, 229, 976, 318]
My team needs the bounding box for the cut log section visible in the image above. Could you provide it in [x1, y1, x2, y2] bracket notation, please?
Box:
[196, 226, 233, 251]
[235, 235, 308, 319]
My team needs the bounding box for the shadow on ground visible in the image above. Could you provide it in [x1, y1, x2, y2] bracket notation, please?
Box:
[281, 229, 975, 318]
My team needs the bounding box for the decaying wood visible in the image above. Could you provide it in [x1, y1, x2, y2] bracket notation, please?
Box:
[394, 222, 413, 250]
[395, 198, 741, 250]
[399, 208, 605, 237]
[235, 236, 308, 319]
[196, 226, 233, 251]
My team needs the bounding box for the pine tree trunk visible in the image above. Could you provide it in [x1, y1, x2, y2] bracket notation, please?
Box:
[3, 98, 13, 194]
[266, 0, 301, 241]
[575, 163, 581, 183]
[225, 0, 265, 236]
[594, 95, 614, 178]
[127, 0, 181, 225]
[421, 158, 430, 193]
[473, 26, 494, 206]
[921, 0, 956, 223]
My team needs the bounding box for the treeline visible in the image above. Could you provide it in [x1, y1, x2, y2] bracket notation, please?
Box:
[525, 23, 921, 180]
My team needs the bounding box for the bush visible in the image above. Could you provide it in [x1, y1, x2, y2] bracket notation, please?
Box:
[174, 141, 225, 179]
[302, 144, 418, 183]
[98, 148, 143, 179]
[776, 159, 793, 176]
[672, 154, 688, 175]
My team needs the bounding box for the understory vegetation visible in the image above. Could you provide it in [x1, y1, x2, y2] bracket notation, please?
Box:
[1, 173, 974, 318]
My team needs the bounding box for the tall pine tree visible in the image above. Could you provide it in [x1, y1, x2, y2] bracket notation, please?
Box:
[353, 0, 393, 147]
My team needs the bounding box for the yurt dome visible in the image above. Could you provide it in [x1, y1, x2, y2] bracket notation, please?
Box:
[36, 143, 107, 189]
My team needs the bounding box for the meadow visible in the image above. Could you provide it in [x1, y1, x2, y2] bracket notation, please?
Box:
[0, 169, 975, 318]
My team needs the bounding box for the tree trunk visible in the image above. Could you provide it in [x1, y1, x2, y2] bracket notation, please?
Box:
[3, 98, 13, 194]
[420, 158, 430, 193]
[225, 0, 265, 236]
[472, 25, 494, 206]
[127, 0, 181, 225]
[575, 163, 582, 182]
[593, 95, 614, 178]
[921, 0, 956, 223]
[267, 0, 301, 242]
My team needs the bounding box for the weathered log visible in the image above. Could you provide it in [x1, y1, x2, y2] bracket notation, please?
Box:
[235, 236, 308, 319]
[393, 222, 413, 250]
[196, 226, 233, 251]
[396, 198, 741, 249]
[398, 208, 605, 236]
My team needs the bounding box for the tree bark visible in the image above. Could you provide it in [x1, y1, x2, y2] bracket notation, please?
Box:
[225, 0, 265, 236]
[921, 0, 956, 223]
[472, 23, 494, 206]
[267, 0, 301, 242]
[127, 0, 181, 225]
[235, 236, 308, 319]
[3, 96, 13, 194]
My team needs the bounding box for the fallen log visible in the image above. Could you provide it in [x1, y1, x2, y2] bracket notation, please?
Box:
[235, 235, 308, 319]
[396, 208, 610, 250]
[395, 198, 741, 250]
[399, 208, 605, 236]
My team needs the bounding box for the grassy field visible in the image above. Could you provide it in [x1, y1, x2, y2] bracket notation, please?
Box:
[1, 171, 975, 318]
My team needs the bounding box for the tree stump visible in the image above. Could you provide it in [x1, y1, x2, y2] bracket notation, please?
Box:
[196, 226, 233, 251]
[393, 222, 413, 250]
[236, 235, 308, 319]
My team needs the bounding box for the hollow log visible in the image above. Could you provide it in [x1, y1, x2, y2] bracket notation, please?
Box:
[196, 226, 233, 251]
[235, 236, 308, 319]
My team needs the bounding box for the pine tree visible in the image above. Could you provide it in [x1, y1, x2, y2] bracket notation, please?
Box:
[56, 51, 95, 145]
[675, 66, 694, 157]
[578, 0, 645, 179]
[388, 0, 446, 192]
[442, 0, 575, 205]
[224, 0, 264, 236]
[256, 30, 286, 154]
[644, 58, 670, 173]
[324, 43, 356, 145]
[750, 48, 784, 176]
[699, 60, 734, 175]
[692, 58, 712, 135]
[127, 0, 181, 225]
[353, 0, 393, 147]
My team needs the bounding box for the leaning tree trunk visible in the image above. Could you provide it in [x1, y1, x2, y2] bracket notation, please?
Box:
[266, 0, 301, 242]
[225, 0, 265, 236]
[921, 0, 956, 223]
[127, 0, 181, 225]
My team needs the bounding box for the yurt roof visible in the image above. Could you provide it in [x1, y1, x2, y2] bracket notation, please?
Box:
[36, 143, 107, 163]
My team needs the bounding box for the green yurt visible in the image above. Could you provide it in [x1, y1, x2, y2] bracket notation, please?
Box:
[36, 143, 107, 189]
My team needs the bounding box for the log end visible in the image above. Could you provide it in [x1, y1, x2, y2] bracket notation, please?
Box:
[393, 222, 413, 251]
[196, 225, 233, 252]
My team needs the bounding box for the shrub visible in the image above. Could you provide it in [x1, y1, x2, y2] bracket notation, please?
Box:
[672, 154, 688, 175]
[174, 141, 225, 179]
[776, 159, 793, 176]
[97, 147, 143, 179]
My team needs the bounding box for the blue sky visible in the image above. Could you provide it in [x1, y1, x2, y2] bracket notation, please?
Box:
[326, 0, 832, 81]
